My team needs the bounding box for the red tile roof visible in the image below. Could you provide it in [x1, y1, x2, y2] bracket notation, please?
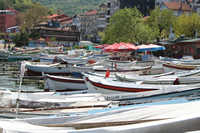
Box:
[163, 2, 192, 11]
[60, 19, 73, 25]
[48, 14, 70, 19]
[84, 10, 98, 15]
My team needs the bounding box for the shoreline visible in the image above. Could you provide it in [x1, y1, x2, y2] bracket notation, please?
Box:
[0, 44, 15, 49]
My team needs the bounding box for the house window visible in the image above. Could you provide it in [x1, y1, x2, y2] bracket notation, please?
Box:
[173, 11, 178, 16]
[137, 4, 140, 8]
[197, 48, 200, 55]
[146, 5, 150, 9]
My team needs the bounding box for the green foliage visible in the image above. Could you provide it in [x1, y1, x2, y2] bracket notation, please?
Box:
[147, 7, 175, 42]
[73, 45, 80, 49]
[0, 0, 34, 12]
[29, 30, 41, 40]
[82, 46, 87, 49]
[21, 3, 49, 31]
[48, 8, 56, 15]
[13, 32, 29, 47]
[103, 7, 155, 44]
[174, 12, 200, 38]
[49, 37, 56, 41]
[32, 0, 106, 16]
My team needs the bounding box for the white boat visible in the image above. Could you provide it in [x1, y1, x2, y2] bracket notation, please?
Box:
[68, 60, 142, 74]
[162, 62, 200, 73]
[93, 65, 152, 76]
[160, 56, 200, 64]
[1, 99, 200, 132]
[116, 69, 200, 83]
[0, 89, 115, 109]
[0, 49, 10, 59]
[82, 73, 191, 94]
[115, 71, 175, 82]
[25, 61, 70, 76]
[43, 74, 87, 91]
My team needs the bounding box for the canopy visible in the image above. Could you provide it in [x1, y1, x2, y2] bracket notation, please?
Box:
[79, 41, 93, 46]
[94, 44, 110, 49]
[136, 44, 165, 52]
[103, 43, 138, 52]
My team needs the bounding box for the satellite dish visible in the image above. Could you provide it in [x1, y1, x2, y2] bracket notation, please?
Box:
[169, 33, 175, 41]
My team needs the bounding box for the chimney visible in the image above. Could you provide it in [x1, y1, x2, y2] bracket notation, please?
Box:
[195, 29, 198, 38]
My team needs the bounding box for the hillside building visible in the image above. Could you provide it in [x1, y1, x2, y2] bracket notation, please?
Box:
[160, 1, 192, 16]
[34, 14, 80, 46]
[79, 10, 98, 41]
[0, 7, 20, 39]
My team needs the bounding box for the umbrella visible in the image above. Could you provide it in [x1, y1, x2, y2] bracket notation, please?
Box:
[94, 44, 110, 49]
[137, 44, 165, 52]
[103, 42, 138, 52]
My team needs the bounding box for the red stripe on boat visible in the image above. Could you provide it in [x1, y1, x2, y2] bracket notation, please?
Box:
[47, 75, 85, 83]
[89, 80, 158, 92]
[163, 64, 195, 70]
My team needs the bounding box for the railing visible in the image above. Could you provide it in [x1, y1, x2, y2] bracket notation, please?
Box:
[98, 18, 106, 21]
[98, 25, 106, 28]
[98, 11, 106, 14]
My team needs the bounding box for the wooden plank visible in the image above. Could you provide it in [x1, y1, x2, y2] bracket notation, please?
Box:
[42, 118, 169, 129]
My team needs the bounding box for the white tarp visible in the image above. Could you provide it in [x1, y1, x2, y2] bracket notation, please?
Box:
[1, 99, 200, 132]
[79, 41, 93, 46]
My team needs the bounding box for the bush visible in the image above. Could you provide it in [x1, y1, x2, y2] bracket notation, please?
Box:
[73, 45, 80, 49]
[82, 46, 87, 49]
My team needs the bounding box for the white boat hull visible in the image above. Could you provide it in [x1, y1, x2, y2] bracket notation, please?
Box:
[25, 62, 70, 75]
[44, 74, 87, 91]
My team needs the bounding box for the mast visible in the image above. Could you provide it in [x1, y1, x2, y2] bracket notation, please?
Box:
[15, 61, 26, 118]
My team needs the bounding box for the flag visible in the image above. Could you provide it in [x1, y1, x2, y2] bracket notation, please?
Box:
[115, 62, 117, 68]
[190, 47, 194, 54]
[105, 68, 110, 78]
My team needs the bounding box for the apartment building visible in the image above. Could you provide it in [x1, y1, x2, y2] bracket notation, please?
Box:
[79, 10, 98, 41]
[0, 7, 20, 33]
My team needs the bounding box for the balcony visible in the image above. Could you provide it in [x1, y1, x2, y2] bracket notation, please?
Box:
[106, 15, 110, 18]
[98, 10, 106, 14]
[114, 6, 119, 10]
[98, 25, 106, 28]
[98, 18, 106, 21]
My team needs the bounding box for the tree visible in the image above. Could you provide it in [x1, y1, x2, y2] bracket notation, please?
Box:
[13, 32, 29, 47]
[102, 7, 155, 44]
[48, 8, 55, 15]
[147, 6, 175, 42]
[29, 30, 41, 40]
[20, 2, 48, 31]
[57, 9, 63, 14]
[174, 12, 200, 38]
